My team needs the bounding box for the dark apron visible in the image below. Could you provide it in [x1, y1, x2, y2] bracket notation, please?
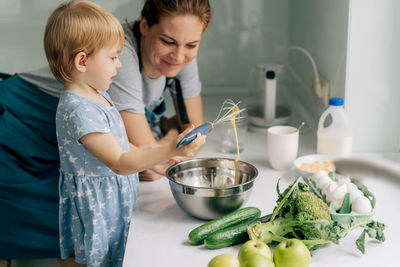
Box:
[0, 74, 60, 259]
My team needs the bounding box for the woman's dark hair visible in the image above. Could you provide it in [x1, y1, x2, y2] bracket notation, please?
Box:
[141, 0, 212, 30]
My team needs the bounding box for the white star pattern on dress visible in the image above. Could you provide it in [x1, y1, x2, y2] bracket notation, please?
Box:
[77, 168, 85, 176]
[92, 233, 98, 241]
[63, 138, 71, 146]
[69, 155, 77, 163]
[85, 188, 93, 197]
[76, 126, 82, 136]
[106, 187, 113, 194]
[123, 200, 130, 207]
[69, 110, 76, 119]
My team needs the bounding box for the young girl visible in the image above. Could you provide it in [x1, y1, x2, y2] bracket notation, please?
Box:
[43, 1, 205, 267]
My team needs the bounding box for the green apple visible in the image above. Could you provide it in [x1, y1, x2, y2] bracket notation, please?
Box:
[273, 239, 311, 267]
[241, 254, 275, 267]
[238, 240, 273, 263]
[208, 254, 240, 267]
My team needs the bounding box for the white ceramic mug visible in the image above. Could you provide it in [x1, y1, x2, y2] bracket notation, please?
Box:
[267, 126, 299, 170]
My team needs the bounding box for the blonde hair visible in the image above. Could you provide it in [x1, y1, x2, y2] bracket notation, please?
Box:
[44, 0, 124, 83]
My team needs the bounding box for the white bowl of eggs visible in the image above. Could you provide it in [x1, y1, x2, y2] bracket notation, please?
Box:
[308, 170, 374, 224]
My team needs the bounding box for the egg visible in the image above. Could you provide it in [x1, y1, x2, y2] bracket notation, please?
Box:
[330, 180, 347, 201]
[322, 181, 336, 197]
[341, 176, 352, 184]
[316, 175, 331, 189]
[346, 182, 358, 192]
[352, 196, 372, 214]
[330, 199, 343, 210]
[347, 182, 363, 200]
[311, 170, 328, 183]
[351, 189, 364, 200]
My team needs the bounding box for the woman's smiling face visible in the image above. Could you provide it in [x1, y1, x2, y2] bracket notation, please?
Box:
[140, 14, 204, 79]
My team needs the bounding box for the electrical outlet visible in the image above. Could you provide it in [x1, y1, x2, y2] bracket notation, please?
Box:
[312, 72, 330, 107]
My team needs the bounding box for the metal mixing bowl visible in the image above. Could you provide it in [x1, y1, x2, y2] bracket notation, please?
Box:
[166, 158, 258, 220]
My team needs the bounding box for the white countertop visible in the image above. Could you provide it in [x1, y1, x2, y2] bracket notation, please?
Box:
[122, 127, 400, 267]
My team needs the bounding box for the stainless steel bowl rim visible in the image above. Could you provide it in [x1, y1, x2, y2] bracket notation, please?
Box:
[165, 157, 258, 190]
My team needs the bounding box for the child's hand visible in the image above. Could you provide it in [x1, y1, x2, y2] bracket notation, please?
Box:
[174, 125, 206, 158]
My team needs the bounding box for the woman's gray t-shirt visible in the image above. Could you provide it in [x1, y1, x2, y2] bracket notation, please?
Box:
[19, 22, 202, 115]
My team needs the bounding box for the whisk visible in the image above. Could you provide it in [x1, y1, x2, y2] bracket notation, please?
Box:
[176, 99, 246, 148]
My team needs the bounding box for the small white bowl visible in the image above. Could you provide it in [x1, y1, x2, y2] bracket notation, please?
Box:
[294, 154, 337, 177]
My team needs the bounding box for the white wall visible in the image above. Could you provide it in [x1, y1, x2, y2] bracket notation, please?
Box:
[0, 0, 290, 90]
[288, 0, 350, 124]
[0, 0, 141, 74]
[345, 0, 400, 152]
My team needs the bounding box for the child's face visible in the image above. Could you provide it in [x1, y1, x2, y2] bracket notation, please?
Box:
[140, 14, 203, 79]
[85, 42, 122, 91]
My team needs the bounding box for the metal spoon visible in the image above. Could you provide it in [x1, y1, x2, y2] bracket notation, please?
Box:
[297, 121, 305, 132]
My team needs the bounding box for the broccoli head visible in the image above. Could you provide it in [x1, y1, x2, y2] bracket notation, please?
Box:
[296, 191, 333, 223]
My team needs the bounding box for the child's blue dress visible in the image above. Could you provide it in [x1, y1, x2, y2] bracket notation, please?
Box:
[55, 91, 139, 267]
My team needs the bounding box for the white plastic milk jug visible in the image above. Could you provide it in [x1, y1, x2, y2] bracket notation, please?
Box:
[317, 97, 352, 156]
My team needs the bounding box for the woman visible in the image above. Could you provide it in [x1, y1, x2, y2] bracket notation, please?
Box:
[0, 0, 212, 262]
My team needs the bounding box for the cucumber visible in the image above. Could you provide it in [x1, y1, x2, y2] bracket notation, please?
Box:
[204, 214, 271, 249]
[188, 207, 261, 245]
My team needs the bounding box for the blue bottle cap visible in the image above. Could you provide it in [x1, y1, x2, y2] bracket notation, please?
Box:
[329, 97, 344, 106]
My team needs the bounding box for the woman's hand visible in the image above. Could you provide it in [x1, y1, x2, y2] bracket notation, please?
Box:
[139, 169, 162, 181]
